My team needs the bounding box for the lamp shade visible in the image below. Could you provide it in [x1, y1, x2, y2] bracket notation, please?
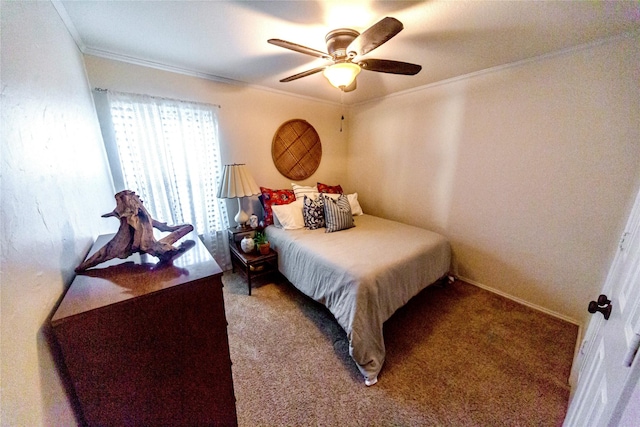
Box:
[217, 164, 260, 199]
[323, 63, 361, 89]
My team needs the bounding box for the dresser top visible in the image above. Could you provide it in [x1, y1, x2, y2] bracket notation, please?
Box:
[52, 231, 222, 324]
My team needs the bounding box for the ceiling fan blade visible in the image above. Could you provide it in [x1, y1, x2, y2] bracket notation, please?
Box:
[358, 59, 422, 75]
[347, 17, 403, 57]
[268, 39, 332, 60]
[279, 66, 327, 82]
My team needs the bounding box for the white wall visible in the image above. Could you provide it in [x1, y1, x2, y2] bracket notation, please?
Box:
[347, 34, 640, 325]
[0, 1, 115, 425]
[83, 56, 348, 219]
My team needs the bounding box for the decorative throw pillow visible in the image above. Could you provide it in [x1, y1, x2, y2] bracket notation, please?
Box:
[272, 199, 304, 230]
[323, 193, 354, 233]
[303, 195, 325, 230]
[317, 182, 343, 194]
[260, 187, 296, 225]
[322, 192, 364, 216]
[291, 183, 319, 200]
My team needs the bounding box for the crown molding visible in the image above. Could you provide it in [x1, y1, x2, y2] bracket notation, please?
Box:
[51, 0, 86, 52]
[352, 30, 640, 107]
[83, 47, 342, 107]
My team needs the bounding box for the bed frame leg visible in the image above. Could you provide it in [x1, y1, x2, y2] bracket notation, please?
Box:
[438, 274, 456, 287]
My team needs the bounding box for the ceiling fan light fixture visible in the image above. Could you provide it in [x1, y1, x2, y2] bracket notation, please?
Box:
[323, 63, 361, 89]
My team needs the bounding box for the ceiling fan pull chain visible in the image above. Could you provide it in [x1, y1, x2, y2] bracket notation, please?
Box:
[339, 90, 345, 132]
[340, 91, 344, 132]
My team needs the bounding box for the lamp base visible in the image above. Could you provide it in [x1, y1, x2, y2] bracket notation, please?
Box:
[234, 198, 250, 228]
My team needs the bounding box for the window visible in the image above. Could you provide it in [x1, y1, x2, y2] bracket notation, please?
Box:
[95, 89, 230, 269]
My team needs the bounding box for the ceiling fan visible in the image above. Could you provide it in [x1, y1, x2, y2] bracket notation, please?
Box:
[268, 17, 421, 92]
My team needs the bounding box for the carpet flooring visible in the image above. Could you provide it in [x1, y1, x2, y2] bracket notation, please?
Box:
[222, 272, 578, 426]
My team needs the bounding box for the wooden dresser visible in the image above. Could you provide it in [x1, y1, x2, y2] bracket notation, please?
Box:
[51, 232, 237, 426]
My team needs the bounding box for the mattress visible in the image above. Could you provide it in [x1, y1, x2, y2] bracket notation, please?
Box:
[265, 214, 451, 385]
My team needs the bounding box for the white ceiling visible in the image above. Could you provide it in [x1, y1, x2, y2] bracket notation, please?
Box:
[57, 0, 640, 105]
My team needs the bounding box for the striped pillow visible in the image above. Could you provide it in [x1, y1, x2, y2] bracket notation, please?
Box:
[323, 194, 354, 233]
[292, 183, 319, 200]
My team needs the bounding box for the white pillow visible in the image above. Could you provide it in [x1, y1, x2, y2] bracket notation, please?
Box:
[347, 193, 363, 216]
[323, 192, 363, 216]
[291, 183, 319, 200]
[272, 199, 305, 230]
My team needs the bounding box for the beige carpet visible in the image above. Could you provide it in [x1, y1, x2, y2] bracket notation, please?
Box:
[222, 272, 578, 426]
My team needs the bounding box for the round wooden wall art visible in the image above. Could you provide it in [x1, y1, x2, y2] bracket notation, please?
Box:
[271, 119, 322, 181]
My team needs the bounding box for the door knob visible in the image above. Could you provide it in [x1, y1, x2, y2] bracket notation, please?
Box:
[596, 294, 610, 306]
[588, 294, 612, 320]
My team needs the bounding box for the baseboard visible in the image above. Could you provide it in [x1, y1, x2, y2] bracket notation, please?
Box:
[456, 275, 580, 325]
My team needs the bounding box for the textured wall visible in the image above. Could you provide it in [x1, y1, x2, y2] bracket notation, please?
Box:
[1, 1, 115, 425]
[347, 34, 640, 325]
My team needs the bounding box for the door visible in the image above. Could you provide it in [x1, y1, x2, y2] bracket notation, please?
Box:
[564, 188, 640, 427]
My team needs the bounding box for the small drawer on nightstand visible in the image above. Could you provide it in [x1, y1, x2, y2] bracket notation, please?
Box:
[228, 227, 256, 243]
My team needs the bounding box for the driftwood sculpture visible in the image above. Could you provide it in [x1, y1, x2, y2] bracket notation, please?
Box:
[75, 190, 194, 272]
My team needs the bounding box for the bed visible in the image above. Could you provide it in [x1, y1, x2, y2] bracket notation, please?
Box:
[265, 213, 451, 385]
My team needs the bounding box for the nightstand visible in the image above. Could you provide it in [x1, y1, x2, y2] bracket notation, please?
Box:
[227, 228, 278, 295]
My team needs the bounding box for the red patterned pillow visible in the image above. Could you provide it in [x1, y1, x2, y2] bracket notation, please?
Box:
[260, 187, 296, 225]
[317, 182, 343, 194]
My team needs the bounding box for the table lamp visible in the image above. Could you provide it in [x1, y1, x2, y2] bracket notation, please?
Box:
[217, 164, 261, 228]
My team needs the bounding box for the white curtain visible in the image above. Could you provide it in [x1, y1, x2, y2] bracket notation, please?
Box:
[97, 89, 231, 269]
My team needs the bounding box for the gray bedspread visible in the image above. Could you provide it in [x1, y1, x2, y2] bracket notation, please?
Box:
[265, 214, 451, 384]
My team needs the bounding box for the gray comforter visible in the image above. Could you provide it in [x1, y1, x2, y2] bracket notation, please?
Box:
[265, 214, 451, 385]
